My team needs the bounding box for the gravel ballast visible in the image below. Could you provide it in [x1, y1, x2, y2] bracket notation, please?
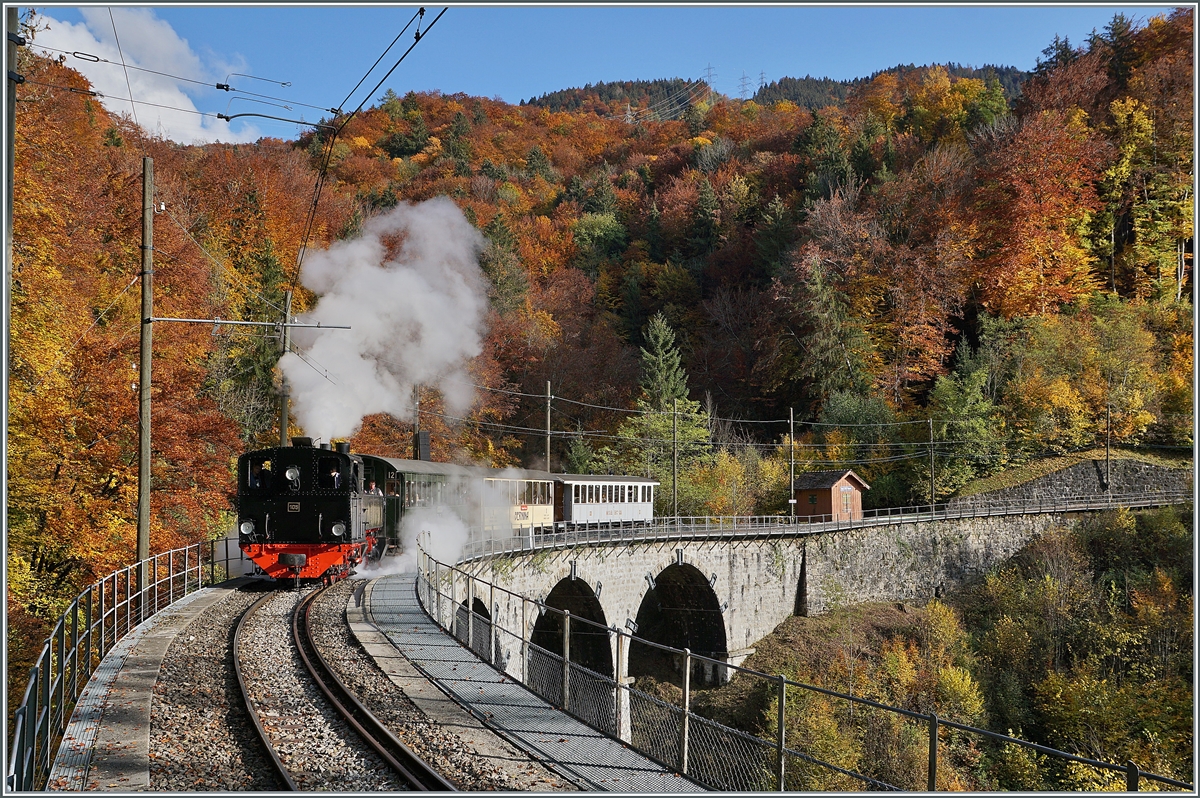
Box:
[149, 584, 285, 791]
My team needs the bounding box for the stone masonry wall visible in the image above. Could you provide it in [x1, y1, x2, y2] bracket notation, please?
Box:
[947, 458, 1192, 510]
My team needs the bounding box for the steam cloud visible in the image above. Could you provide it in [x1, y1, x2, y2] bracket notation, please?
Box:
[280, 198, 489, 442]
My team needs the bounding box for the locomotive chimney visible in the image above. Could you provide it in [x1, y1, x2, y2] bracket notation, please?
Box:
[318, 442, 332, 450]
[335, 441, 351, 454]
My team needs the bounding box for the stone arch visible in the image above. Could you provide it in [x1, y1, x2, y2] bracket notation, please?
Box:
[630, 562, 728, 686]
[794, 545, 808, 617]
[528, 576, 615, 733]
[456, 596, 494, 661]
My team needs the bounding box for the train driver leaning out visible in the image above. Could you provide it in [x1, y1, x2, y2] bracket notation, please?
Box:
[366, 480, 383, 495]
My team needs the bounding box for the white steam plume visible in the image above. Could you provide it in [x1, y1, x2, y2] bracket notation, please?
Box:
[352, 505, 470, 579]
[280, 198, 489, 442]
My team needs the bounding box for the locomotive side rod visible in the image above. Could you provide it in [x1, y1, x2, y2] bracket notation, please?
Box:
[293, 587, 457, 791]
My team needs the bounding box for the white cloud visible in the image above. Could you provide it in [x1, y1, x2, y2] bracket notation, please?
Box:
[33, 8, 262, 144]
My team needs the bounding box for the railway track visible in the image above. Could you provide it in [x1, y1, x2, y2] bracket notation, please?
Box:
[233, 591, 299, 790]
[292, 585, 456, 792]
[233, 584, 455, 792]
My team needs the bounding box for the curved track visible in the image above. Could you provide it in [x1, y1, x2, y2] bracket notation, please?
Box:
[232, 591, 299, 791]
[293, 585, 457, 792]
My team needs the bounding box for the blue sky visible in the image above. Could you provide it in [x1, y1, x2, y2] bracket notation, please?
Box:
[28, 4, 1177, 144]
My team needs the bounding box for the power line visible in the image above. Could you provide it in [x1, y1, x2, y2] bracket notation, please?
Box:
[290, 7, 444, 297]
[107, 8, 141, 154]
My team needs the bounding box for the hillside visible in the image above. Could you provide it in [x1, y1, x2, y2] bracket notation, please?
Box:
[7, 7, 1193, 716]
[751, 63, 1029, 110]
[675, 505, 1193, 790]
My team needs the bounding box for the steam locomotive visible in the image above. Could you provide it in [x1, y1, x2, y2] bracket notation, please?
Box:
[236, 436, 658, 581]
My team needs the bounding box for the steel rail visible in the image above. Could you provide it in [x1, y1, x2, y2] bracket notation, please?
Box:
[233, 589, 299, 791]
[293, 586, 457, 792]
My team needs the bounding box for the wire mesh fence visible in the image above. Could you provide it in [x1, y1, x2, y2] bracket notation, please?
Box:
[566, 659, 617, 736]
[417, 545, 1195, 794]
[6, 539, 250, 792]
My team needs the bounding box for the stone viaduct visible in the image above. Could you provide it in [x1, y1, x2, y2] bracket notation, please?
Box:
[432, 510, 1078, 689]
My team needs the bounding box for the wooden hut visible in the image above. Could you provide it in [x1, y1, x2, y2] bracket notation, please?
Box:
[791, 469, 870, 521]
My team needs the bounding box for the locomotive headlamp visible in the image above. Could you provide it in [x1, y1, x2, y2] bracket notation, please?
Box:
[331, 522, 346, 537]
[285, 466, 300, 481]
[239, 520, 255, 535]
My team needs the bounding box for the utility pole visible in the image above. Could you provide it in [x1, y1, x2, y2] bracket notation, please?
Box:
[928, 417, 935, 507]
[739, 71, 750, 100]
[5, 9, 22, 541]
[789, 408, 795, 518]
[137, 158, 153, 566]
[703, 64, 716, 102]
[278, 290, 292, 446]
[545, 380, 552, 472]
[672, 398, 678, 524]
[412, 385, 420, 458]
[1106, 404, 1112, 493]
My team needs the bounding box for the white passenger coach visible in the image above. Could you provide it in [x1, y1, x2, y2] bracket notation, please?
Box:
[554, 474, 658, 530]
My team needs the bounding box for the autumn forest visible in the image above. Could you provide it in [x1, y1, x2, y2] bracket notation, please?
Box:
[7, 8, 1194, 781]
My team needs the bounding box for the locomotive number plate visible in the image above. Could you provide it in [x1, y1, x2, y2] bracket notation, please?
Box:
[288, 502, 301, 513]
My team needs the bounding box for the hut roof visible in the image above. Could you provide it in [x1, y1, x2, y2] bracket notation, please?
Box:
[791, 469, 870, 491]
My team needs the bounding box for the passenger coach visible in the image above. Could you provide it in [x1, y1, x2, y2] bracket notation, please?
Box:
[554, 474, 658, 530]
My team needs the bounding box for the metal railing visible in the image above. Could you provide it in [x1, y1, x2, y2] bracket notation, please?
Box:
[418, 546, 1194, 792]
[460, 490, 1193, 560]
[6, 537, 249, 792]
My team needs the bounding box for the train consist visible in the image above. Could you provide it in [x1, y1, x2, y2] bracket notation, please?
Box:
[236, 437, 658, 581]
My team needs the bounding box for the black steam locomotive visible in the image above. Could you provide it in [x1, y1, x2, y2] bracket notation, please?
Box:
[236, 436, 657, 582]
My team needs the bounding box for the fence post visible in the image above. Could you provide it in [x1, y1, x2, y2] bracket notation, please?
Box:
[39, 653, 50, 776]
[435, 561, 443, 630]
[776, 675, 786, 790]
[928, 712, 939, 791]
[69, 600, 79, 702]
[85, 587, 94, 682]
[616, 630, 629, 742]
[521, 596, 529, 685]
[488, 578, 496, 663]
[562, 611, 571, 711]
[679, 648, 691, 775]
[1126, 760, 1139, 792]
[99, 576, 107, 657]
[56, 620, 67, 731]
[467, 575, 475, 651]
[169, 550, 175, 603]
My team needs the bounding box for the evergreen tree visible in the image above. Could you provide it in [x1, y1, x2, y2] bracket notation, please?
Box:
[379, 88, 403, 119]
[796, 111, 851, 201]
[607, 312, 711, 513]
[483, 212, 516, 251]
[584, 174, 619, 215]
[683, 102, 706, 137]
[525, 145, 553, 180]
[690, 178, 720, 255]
[647, 199, 664, 262]
[754, 195, 795, 280]
[471, 100, 489, 126]
[639, 312, 689, 411]
[564, 175, 588, 205]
